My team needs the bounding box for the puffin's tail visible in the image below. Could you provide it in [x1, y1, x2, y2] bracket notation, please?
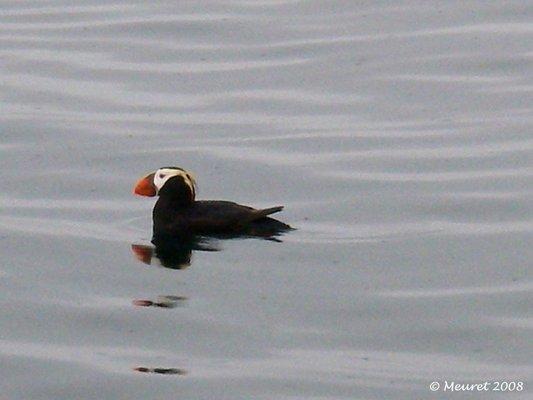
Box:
[253, 206, 284, 219]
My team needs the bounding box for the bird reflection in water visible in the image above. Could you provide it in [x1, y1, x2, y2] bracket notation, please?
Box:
[131, 221, 292, 270]
[129, 226, 291, 375]
[131, 235, 219, 269]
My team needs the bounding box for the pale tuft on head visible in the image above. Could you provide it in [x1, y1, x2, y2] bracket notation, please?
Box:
[153, 167, 196, 196]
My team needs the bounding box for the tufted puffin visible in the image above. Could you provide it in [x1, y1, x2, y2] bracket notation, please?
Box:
[134, 167, 292, 239]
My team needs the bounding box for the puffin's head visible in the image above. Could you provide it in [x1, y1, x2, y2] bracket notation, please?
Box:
[134, 167, 196, 203]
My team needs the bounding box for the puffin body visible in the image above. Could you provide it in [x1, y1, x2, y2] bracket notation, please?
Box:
[134, 167, 291, 238]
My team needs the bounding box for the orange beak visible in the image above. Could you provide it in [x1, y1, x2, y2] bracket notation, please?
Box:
[133, 173, 156, 196]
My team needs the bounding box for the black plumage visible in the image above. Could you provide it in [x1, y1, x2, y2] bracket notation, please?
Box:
[134, 167, 292, 239]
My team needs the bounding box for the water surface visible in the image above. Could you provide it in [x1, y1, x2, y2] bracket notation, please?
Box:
[1, 1, 532, 399]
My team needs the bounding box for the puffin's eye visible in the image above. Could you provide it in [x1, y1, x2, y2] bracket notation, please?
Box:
[158, 173, 165, 179]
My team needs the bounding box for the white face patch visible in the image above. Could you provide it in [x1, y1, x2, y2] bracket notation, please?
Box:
[153, 167, 196, 197]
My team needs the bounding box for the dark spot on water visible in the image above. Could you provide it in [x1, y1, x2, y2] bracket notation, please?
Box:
[163, 295, 187, 301]
[153, 302, 176, 309]
[134, 367, 186, 375]
[153, 368, 185, 375]
[133, 295, 187, 309]
[132, 299, 154, 307]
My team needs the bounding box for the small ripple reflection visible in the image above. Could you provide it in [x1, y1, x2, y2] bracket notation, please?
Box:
[132, 295, 187, 309]
[133, 366, 186, 376]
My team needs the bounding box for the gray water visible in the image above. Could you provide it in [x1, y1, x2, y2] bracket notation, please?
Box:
[1, 1, 532, 399]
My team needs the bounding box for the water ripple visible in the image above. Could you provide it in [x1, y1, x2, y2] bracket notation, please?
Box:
[1, 1, 532, 398]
